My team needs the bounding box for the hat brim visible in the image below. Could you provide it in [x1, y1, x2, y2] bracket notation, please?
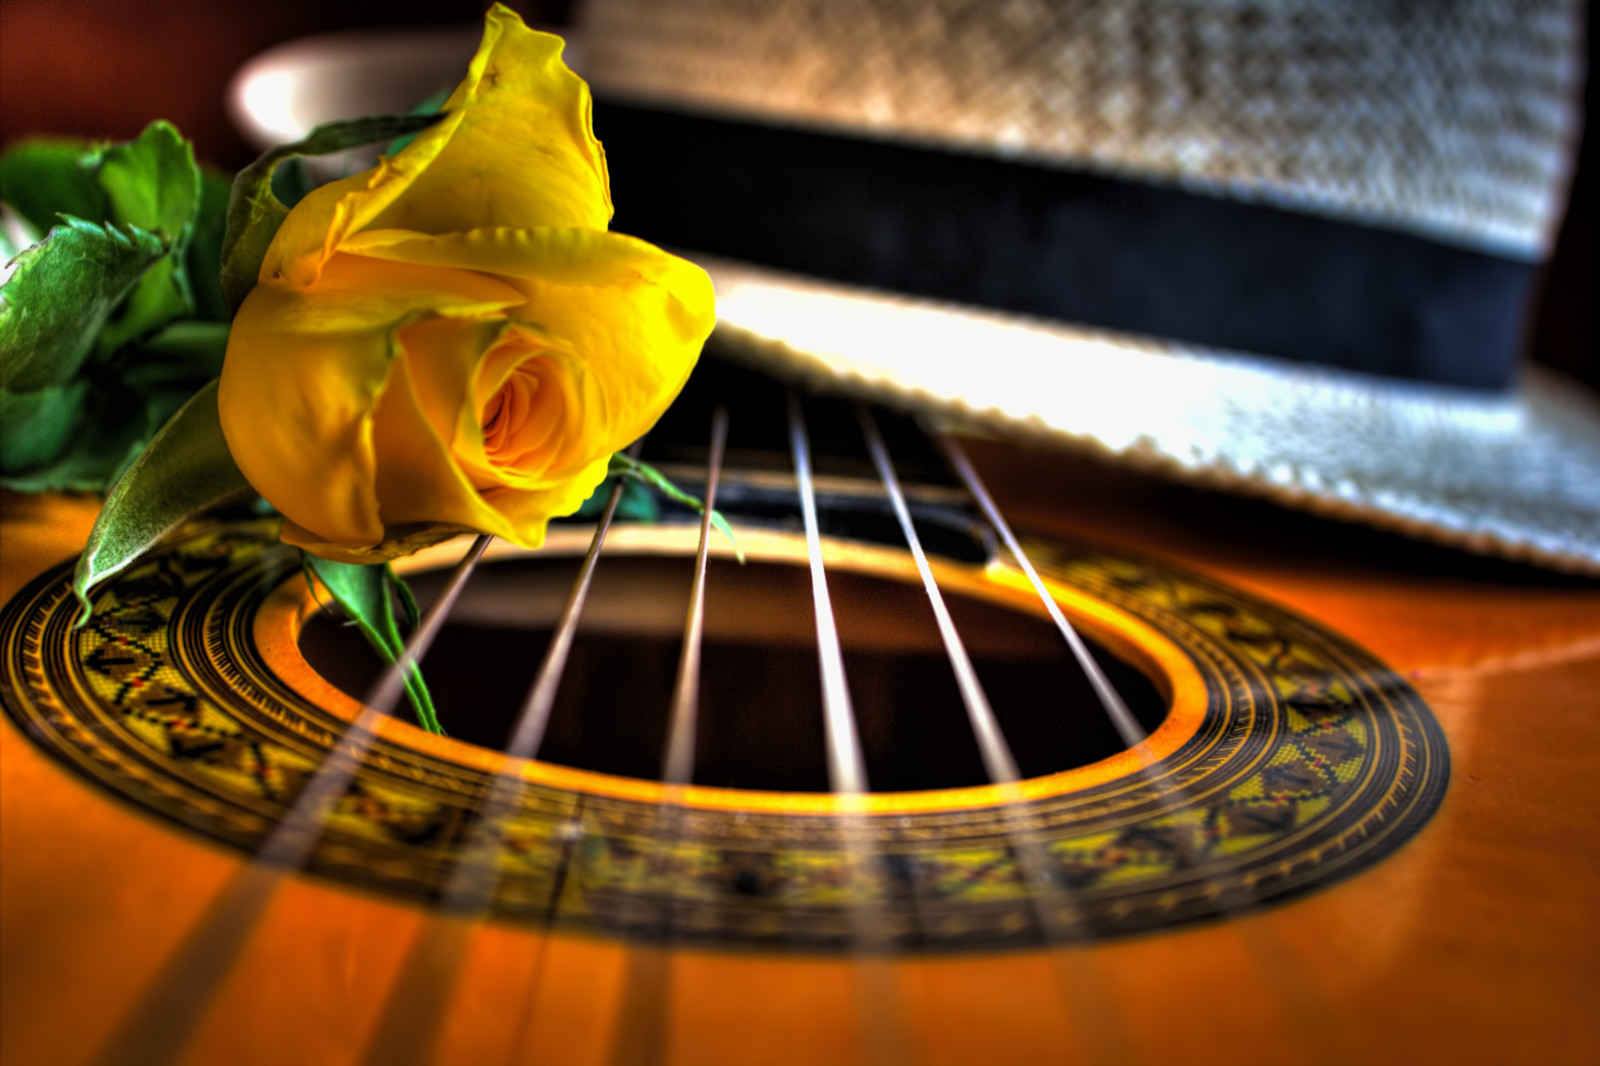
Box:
[702, 255, 1600, 576]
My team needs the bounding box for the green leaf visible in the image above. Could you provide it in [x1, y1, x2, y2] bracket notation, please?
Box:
[0, 373, 152, 493]
[0, 379, 87, 472]
[120, 320, 230, 388]
[0, 125, 210, 361]
[220, 112, 446, 315]
[608, 453, 745, 563]
[185, 167, 232, 322]
[97, 256, 185, 356]
[94, 122, 200, 242]
[0, 140, 107, 236]
[127, 387, 198, 464]
[0, 218, 165, 392]
[574, 473, 659, 523]
[0, 410, 142, 493]
[71, 378, 251, 619]
[7, 320, 237, 494]
[93, 122, 202, 353]
[302, 554, 443, 734]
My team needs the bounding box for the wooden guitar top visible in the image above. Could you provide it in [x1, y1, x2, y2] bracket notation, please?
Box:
[1, 437, 1596, 1066]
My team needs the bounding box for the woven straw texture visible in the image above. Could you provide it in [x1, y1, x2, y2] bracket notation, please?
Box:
[705, 258, 1600, 575]
[584, 0, 1582, 257]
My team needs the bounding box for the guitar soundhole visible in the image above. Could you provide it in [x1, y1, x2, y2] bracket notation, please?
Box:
[298, 555, 1167, 791]
[0, 515, 1450, 945]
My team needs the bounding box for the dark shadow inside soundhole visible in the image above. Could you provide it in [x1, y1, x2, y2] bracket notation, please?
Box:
[299, 557, 1167, 792]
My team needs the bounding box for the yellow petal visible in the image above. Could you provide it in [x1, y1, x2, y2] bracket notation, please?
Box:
[369, 332, 609, 552]
[403, 318, 563, 488]
[365, 8, 609, 237]
[389, 314, 510, 458]
[259, 6, 605, 287]
[369, 318, 518, 538]
[259, 118, 468, 288]
[483, 355, 572, 471]
[218, 253, 524, 548]
[480, 452, 614, 547]
[364, 317, 602, 551]
[342, 226, 715, 458]
[488, 348, 597, 486]
[452, 326, 598, 491]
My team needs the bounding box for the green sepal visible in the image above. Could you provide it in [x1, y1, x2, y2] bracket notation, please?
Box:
[0, 379, 88, 472]
[0, 217, 166, 392]
[71, 378, 252, 621]
[607, 453, 745, 563]
[220, 112, 447, 315]
[301, 554, 443, 734]
[389, 564, 424, 631]
[0, 140, 107, 237]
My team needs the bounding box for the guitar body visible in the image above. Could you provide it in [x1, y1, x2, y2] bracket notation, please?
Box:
[1, 432, 1597, 1066]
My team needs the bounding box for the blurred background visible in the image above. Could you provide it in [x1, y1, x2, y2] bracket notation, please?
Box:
[0, 0, 1591, 391]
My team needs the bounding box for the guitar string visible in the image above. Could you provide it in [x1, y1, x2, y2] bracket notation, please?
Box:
[788, 391, 912, 1066]
[88, 533, 494, 1066]
[661, 407, 728, 790]
[928, 430, 1353, 1066]
[933, 435, 1147, 749]
[604, 407, 728, 1066]
[788, 392, 869, 792]
[92, 397, 1347, 1064]
[354, 452, 641, 1066]
[858, 405, 1139, 1066]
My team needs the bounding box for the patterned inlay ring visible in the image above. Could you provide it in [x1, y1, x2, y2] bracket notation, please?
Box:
[0, 517, 1448, 952]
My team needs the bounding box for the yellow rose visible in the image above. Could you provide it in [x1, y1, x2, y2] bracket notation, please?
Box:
[217, 5, 714, 564]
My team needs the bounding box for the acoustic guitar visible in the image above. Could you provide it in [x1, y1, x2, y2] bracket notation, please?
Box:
[1, 354, 1596, 1066]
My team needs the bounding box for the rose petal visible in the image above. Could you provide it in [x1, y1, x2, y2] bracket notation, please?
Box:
[341, 226, 714, 456]
[388, 314, 508, 458]
[259, 121, 467, 289]
[491, 362, 564, 465]
[372, 318, 613, 549]
[369, 328, 611, 551]
[365, 9, 609, 237]
[260, 8, 606, 287]
[369, 335, 519, 539]
[218, 253, 524, 548]
[480, 452, 613, 545]
[480, 349, 592, 484]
